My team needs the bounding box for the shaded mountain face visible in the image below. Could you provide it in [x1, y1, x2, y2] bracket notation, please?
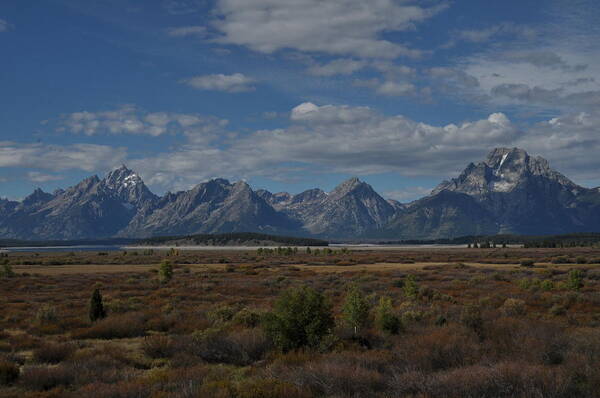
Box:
[0, 166, 158, 240]
[2, 147, 600, 240]
[383, 191, 499, 239]
[260, 178, 395, 237]
[122, 179, 300, 238]
[399, 147, 600, 237]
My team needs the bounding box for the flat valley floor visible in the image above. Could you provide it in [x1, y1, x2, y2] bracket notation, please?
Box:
[2, 247, 600, 397]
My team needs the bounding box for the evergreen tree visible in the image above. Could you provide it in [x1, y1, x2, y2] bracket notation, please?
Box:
[89, 288, 106, 322]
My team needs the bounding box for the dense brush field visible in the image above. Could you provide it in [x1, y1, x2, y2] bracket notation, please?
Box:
[2, 247, 600, 397]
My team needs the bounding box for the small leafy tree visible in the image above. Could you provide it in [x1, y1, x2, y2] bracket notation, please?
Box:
[567, 269, 583, 291]
[375, 296, 401, 335]
[89, 288, 106, 322]
[263, 285, 334, 352]
[159, 260, 173, 284]
[403, 275, 419, 299]
[342, 284, 371, 336]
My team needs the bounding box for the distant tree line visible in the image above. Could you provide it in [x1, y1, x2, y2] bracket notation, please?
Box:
[0, 238, 137, 248]
[376, 233, 600, 248]
[141, 232, 329, 247]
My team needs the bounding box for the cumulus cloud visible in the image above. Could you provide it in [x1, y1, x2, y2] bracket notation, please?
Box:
[0, 142, 127, 172]
[212, 0, 446, 59]
[182, 73, 256, 92]
[60, 104, 228, 140]
[166, 25, 206, 37]
[376, 81, 416, 96]
[39, 101, 600, 192]
[131, 102, 524, 191]
[517, 110, 600, 182]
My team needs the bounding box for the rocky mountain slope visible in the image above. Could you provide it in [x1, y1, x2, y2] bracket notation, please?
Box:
[2, 148, 600, 240]
[385, 147, 600, 238]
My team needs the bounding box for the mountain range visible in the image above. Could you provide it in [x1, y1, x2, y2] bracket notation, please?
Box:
[2, 147, 600, 240]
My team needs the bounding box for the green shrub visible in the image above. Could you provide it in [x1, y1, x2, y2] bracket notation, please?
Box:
[375, 297, 402, 335]
[500, 298, 526, 316]
[263, 285, 334, 352]
[233, 308, 264, 328]
[567, 270, 583, 291]
[540, 280, 554, 291]
[159, 260, 173, 283]
[403, 275, 419, 299]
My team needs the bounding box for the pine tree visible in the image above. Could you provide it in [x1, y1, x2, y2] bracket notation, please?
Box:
[89, 288, 106, 322]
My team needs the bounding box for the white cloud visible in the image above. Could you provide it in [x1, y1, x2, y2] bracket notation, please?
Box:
[212, 0, 446, 59]
[182, 73, 256, 92]
[306, 59, 367, 76]
[60, 104, 228, 139]
[517, 110, 600, 182]
[376, 81, 416, 96]
[167, 25, 206, 37]
[462, 49, 600, 109]
[0, 142, 127, 172]
[27, 172, 63, 183]
[132, 102, 523, 191]
[460, 23, 534, 44]
[353, 78, 417, 97]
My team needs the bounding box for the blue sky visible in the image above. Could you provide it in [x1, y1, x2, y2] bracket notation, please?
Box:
[2, 0, 600, 201]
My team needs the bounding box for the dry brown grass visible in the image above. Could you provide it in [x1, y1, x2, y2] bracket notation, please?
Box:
[2, 247, 600, 397]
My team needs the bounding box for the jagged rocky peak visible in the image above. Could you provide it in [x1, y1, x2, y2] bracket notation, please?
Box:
[103, 165, 143, 189]
[485, 147, 551, 178]
[291, 188, 326, 204]
[433, 147, 577, 195]
[22, 188, 54, 206]
[329, 177, 370, 198]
